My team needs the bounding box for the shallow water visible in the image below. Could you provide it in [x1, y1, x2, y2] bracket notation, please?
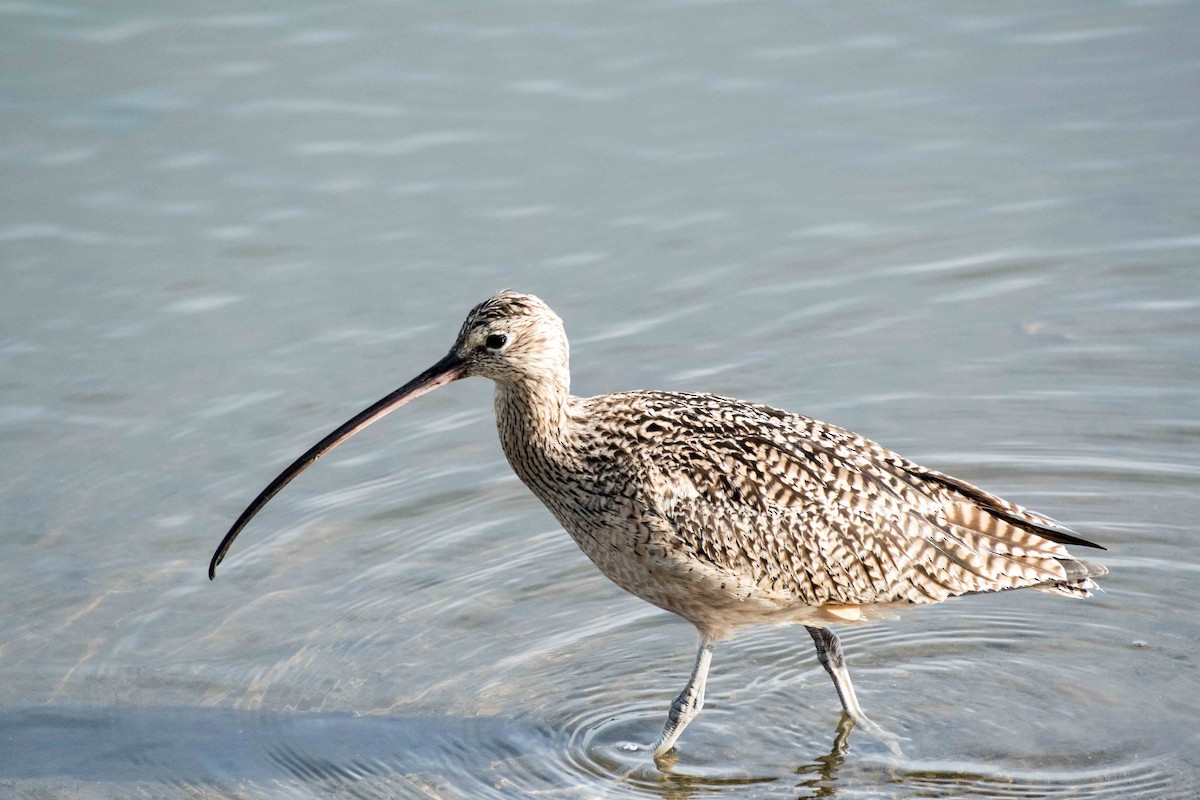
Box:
[3, 1, 1199, 797]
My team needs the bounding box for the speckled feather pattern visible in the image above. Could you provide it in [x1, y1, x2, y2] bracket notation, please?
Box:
[467, 291, 1106, 641]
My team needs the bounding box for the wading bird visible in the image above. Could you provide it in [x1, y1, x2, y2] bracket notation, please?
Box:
[209, 290, 1106, 758]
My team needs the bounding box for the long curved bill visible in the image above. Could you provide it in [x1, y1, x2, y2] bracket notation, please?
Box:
[208, 350, 466, 580]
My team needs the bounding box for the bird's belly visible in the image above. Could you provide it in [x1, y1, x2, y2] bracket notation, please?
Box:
[551, 508, 802, 637]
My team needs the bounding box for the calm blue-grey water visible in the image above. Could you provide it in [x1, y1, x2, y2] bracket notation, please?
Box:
[3, 1, 1199, 797]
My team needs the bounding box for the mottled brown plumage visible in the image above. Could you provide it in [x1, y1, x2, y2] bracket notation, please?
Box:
[209, 289, 1107, 759]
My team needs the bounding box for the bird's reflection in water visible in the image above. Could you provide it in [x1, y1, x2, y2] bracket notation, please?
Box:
[792, 714, 855, 798]
[648, 714, 860, 800]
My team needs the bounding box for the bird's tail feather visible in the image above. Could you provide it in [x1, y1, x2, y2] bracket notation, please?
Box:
[1033, 557, 1109, 597]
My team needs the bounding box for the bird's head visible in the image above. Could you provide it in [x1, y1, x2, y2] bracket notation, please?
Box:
[452, 290, 569, 385]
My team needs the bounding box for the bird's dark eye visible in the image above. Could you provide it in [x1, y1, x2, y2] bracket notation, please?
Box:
[485, 333, 507, 350]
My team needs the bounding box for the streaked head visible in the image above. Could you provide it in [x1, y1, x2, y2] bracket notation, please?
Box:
[207, 290, 564, 579]
[453, 290, 569, 384]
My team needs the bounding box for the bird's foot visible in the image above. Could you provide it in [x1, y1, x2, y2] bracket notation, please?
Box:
[841, 711, 906, 759]
[651, 746, 679, 772]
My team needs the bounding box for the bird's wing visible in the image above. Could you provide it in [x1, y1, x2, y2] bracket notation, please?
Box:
[625, 396, 1104, 608]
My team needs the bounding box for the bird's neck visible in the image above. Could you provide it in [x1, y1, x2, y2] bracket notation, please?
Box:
[493, 374, 573, 467]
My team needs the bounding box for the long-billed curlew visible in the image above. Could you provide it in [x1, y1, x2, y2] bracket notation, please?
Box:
[209, 290, 1107, 757]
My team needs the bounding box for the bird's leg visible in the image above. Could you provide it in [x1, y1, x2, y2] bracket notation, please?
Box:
[805, 626, 867, 722]
[806, 627, 907, 759]
[652, 636, 714, 758]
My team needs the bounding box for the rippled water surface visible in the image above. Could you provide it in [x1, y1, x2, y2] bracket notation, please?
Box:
[3, 1, 1199, 797]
